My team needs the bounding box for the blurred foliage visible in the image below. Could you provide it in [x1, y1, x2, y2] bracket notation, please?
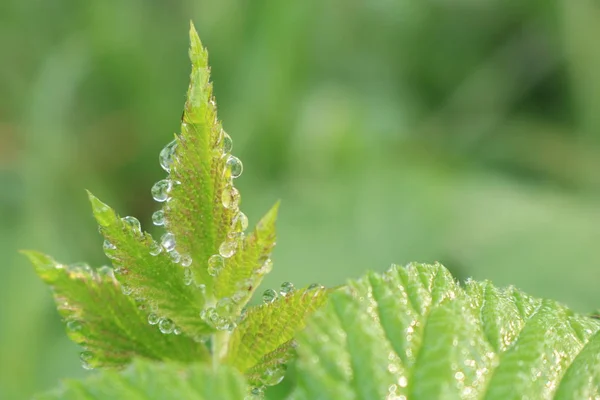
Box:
[2, 1, 600, 399]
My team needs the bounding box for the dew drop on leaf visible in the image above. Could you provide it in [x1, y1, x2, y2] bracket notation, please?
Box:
[173, 327, 182, 335]
[219, 239, 238, 258]
[245, 386, 265, 400]
[158, 318, 174, 334]
[222, 185, 240, 210]
[216, 297, 234, 318]
[208, 254, 224, 276]
[66, 320, 83, 332]
[262, 289, 278, 304]
[96, 266, 115, 280]
[280, 282, 295, 297]
[180, 254, 192, 267]
[159, 139, 177, 172]
[222, 132, 233, 153]
[121, 284, 134, 296]
[69, 262, 92, 274]
[121, 216, 141, 235]
[183, 268, 194, 286]
[79, 351, 95, 370]
[169, 250, 181, 263]
[307, 283, 321, 291]
[231, 211, 249, 233]
[103, 240, 117, 259]
[256, 258, 273, 275]
[148, 313, 160, 325]
[226, 155, 243, 178]
[152, 210, 165, 226]
[232, 291, 246, 304]
[260, 366, 286, 386]
[161, 233, 176, 252]
[149, 241, 162, 256]
[151, 179, 173, 202]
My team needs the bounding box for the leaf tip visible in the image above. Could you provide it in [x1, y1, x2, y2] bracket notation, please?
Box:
[20, 250, 58, 274]
[188, 21, 206, 66]
[86, 191, 116, 227]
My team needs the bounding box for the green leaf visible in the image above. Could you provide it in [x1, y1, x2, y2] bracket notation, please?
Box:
[292, 263, 600, 399]
[149, 22, 280, 313]
[214, 201, 280, 308]
[88, 192, 211, 337]
[225, 285, 328, 385]
[35, 359, 247, 400]
[22, 251, 208, 369]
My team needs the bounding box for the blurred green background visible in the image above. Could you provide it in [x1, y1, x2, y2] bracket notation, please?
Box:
[2, 0, 600, 398]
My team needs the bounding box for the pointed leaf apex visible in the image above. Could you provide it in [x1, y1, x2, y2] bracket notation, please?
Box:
[188, 22, 207, 67]
[20, 250, 55, 271]
[258, 201, 281, 229]
[86, 191, 117, 227]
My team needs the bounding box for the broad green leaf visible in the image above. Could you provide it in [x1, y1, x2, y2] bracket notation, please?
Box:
[88, 192, 211, 337]
[292, 263, 600, 399]
[35, 359, 247, 400]
[23, 251, 208, 369]
[225, 285, 328, 385]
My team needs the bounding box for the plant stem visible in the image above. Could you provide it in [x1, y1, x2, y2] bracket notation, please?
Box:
[212, 330, 230, 369]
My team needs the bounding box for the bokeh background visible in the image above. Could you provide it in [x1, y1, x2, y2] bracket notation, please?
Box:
[2, 1, 600, 398]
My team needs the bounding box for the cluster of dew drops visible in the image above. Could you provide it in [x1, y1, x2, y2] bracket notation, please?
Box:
[95, 128, 323, 384]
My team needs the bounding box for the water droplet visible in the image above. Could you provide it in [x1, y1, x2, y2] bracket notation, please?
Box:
[262, 289, 278, 304]
[222, 132, 233, 153]
[232, 291, 246, 304]
[225, 155, 243, 178]
[149, 241, 162, 256]
[216, 297, 234, 318]
[159, 139, 177, 172]
[222, 185, 240, 210]
[308, 283, 321, 290]
[96, 266, 115, 280]
[69, 262, 92, 274]
[180, 254, 192, 267]
[152, 210, 165, 226]
[200, 307, 219, 325]
[103, 240, 117, 259]
[214, 128, 224, 145]
[114, 266, 129, 276]
[231, 211, 249, 233]
[173, 327, 182, 335]
[215, 317, 236, 331]
[121, 216, 141, 235]
[256, 258, 273, 275]
[280, 282, 294, 297]
[80, 351, 95, 370]
[148, 313, 160, 325]
[121, 284, 134, 296]
[261, 366, 286, 386]
[183, 268, 194, 286]
[219, 240, 238, 258]
[245, 386, 265, 400]
[67, 320, 83, 332]
[161, 233, 176, 252]
[151, 179, 173, 202]
[208, 254, 224, 276]
[169, 250, 181, 263]
[158, 318, 174, 334]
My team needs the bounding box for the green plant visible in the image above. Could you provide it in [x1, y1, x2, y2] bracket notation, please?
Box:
[25, 24, 600, 399]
